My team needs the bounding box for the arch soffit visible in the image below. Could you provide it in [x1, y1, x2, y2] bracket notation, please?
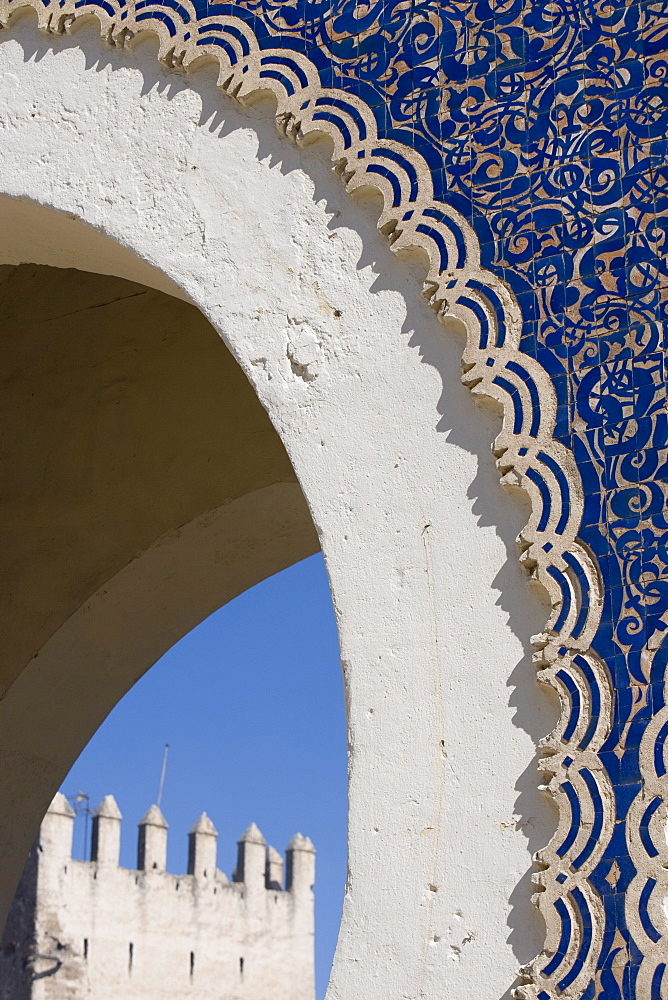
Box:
[0, 5, 615, 996]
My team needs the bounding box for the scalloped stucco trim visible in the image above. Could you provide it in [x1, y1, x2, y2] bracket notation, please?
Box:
[0, 3, 630, 995]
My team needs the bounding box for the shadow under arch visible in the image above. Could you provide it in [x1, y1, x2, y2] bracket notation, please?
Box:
[0, 253, 319, 925]
[0, 16, 587, 997]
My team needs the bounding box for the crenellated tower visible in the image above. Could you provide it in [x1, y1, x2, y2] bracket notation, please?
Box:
[0, 794, 315, 1000]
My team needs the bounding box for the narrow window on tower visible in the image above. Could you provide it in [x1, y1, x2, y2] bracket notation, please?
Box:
[83, 938, 88, 960]
[190, 951, 195, 979]
[128, 942, 134, 974]
[239, 957, 244, 976]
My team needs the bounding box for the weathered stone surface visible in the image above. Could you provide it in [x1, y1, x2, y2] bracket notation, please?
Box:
[0, 799, 314, 1000]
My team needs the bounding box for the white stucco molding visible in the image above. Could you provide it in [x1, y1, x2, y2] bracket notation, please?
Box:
[0, 5, 611, 996]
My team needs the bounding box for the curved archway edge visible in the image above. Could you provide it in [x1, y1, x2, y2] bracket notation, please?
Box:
[0, 8, 637, 998]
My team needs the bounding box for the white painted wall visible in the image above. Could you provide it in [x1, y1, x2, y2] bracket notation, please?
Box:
[16, 800, 314, 1000]
[0, 18, 556, 999]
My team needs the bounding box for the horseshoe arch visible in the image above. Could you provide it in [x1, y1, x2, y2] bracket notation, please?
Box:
[0, 8, 612, 999]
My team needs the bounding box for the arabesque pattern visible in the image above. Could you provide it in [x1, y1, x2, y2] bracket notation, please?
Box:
[0, 2, 666, 998]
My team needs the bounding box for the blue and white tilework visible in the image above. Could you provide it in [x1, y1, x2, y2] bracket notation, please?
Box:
[1, 1, 667, 997]
[192, 8, 667, 996]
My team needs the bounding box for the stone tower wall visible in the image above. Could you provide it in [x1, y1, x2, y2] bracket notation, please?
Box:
[0, 795, 315, 1000]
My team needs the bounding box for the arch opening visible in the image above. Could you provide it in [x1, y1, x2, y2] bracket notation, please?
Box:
[48, 552, 347, 1000]
[0, 254, 319, 911]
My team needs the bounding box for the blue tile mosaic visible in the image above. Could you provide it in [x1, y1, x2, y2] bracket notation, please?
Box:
[175, 5, 665, 995]
[2, 0, 666, 996]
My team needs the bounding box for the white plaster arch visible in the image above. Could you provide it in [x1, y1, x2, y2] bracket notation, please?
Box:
[0, 15, 559, 1000]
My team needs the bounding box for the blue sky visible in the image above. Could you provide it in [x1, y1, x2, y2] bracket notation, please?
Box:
[60, 553, 347, 999]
